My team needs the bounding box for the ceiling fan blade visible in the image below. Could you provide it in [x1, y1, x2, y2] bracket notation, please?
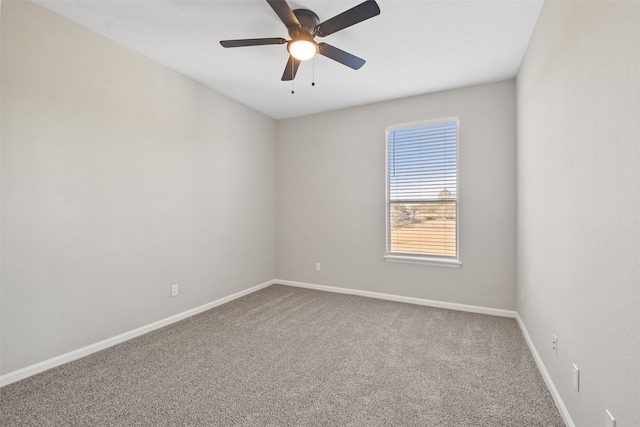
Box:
[220, 38, 287, 48]
[315, 0, 380, 37]
[318, 43, 365, 70]
[266, 0, 300, 29]
[281, 55, 301, 81]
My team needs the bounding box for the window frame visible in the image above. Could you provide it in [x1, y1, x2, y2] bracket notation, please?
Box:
[384, 117, 461, 268]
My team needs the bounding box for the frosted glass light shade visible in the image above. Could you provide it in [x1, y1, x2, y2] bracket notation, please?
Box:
[289, 40, 317, 61]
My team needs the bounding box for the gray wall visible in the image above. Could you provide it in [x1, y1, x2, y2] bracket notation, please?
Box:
[1, 1, 277, 374]
[517, 1, 640, 426]
[277, 80, 517, 310]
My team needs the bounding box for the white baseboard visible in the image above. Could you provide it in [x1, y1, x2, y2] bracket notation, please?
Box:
[276, 279, 517, 318]
[516, 313, 574, 427]
[0, 279, 276, 388]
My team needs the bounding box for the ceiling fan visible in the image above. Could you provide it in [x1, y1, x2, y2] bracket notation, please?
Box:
[220, 0, 381, 81]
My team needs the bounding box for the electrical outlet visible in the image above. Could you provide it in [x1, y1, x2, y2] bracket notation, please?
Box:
[552, 335, 558, 356]
[315, 263, 321, 272]
[605, 410, 616, 427]
[171, 284, 179, 297]
[572, 363, 580, 391]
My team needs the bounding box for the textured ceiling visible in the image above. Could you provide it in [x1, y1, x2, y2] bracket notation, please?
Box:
[33, 0, 543, 120]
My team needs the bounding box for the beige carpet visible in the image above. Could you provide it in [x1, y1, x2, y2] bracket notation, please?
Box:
[0, 284, 564, 426]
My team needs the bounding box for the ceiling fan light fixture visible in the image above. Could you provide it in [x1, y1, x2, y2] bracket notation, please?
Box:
[288, 39, 317, 61]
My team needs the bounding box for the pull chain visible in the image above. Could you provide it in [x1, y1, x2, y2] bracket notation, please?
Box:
[291, 59, 295, 94]
[312, 56, 316, 87]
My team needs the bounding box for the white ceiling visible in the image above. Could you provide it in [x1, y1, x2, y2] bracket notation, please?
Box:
[33, 0, 543, 120]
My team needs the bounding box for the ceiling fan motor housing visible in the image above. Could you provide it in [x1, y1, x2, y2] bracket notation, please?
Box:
[289, 9, 320, 39]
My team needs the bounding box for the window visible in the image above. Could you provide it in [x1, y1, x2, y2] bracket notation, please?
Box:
[385, 118, 460, 266]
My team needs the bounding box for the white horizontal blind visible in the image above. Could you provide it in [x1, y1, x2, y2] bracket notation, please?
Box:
[386, 119, 459, 258]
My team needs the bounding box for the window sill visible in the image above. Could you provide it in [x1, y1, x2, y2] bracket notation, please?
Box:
[384, 254, 462, 268]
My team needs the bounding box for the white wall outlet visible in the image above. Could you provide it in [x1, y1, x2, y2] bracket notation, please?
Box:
[605, 410, 616, 427]
[572, 363, 580, 391]
[315, 263, 321, 272]
[552, 334, 558, 356]
[171, 284, 179, 297]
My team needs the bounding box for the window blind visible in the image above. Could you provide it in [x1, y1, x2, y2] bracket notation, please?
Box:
[386, 119, 459, 259]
